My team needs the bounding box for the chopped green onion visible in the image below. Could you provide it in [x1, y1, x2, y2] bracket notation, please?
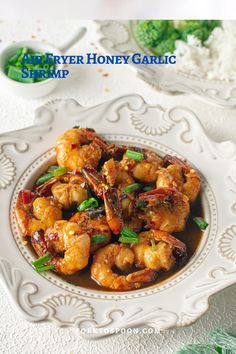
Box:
[32, 252, 53, 268]
[32, 253, 55, 272]
[36, 173, 54, 185]
[151, 239, 157, 251]
[124, 183, 141, 193]
[35, 264, 55, 272]
[5, 47, 55, 83]
[121, 227, 139, 238]
[47, 165, 59, 173]
[118, 236, 139, 244]
[51, 166, 67, 176]
[125, 149, 144, 161]
[73, 125, 80, 129]
[78, 197, 99, 211]
[119, 227, 139, 244]
[8, 66, 34, 83]
[193, 217, 209, 230]
[136, 200, 148, 208]
[36, 166, 67, 185]
[143, 185, 153, 192]
[91, 234, 107, 244]
[120, 227, 139, 241]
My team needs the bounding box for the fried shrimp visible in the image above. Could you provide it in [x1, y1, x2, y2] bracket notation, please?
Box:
[56, 128, 104, 172]
[138, 187, 190, 233]
[33, 221, 90, 275]
[69, 211, 111, 252]
[15, 191, 62, 237]
[120, 149, 163, 182]
[36, 173, 88, 209]
[156, 155, 201, 203]
[82, 165, 124, 234]
[102, 158, 135, 218]
[91, 243, 156, 290]
[15, 126, 204, 292]
[131, 230, 187, 271]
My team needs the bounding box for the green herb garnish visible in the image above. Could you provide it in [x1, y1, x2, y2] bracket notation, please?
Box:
[91, 234, 107, 245]
[32, 252, 55, 272]
[123, 183, 141, 193]
[193, 217, 209, 230]
[5, 47, 55, 83]
[35, 264, 56, 273]
[36, 173, 55, 185]
[143, 185, 153, 192]
[136, 200, 148, 208]
[47, 165, 59, 173]
[36, 166, 67, 185]
[118, 236, 140, 244]
[119, 227, 139, 244]
[51, 166, 67, 177]
[125, 149, 144, 161]
[78, 197, 99, 211]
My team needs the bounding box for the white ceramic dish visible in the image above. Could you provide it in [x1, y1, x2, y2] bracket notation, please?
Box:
[0, 27, 86, 99]
[0, 94, 236, 339]
[97, 21, 236, 108]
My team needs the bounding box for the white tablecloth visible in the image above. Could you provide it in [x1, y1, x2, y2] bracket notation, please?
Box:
[0, 20, 235, 354]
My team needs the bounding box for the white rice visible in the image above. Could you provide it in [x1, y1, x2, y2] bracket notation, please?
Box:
[168, 21, 236, 82]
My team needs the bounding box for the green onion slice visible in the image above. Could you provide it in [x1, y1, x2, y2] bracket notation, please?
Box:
[5, 47, 55, 83]
[91, 234, 107, 245]
[51, 166, 67, 176]
[125, 150, 144, 161]
[35, 264, 56, 272]
[121, 227, 139, 238]
[193, 217, 209, 230]
[118, 236, 139, 244]
[143, 185, 153, 192]
[119, 227, 139, 244]
[36, 173, 54, 185]
[78, 197, 99, 211]
[36, 166, 67, 185]
[136, 200, 148, 208]
[47, 165, 59, 173]
[32, 252, 55, 272]
[123, 183, 141, 193]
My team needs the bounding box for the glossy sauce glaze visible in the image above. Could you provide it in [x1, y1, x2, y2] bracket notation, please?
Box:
[59, 196, 203, 292]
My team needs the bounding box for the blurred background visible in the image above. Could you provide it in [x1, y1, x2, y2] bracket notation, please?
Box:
[1, 0, 236, 19]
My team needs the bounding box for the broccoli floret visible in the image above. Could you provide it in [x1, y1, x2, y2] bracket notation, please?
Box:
[136, 20, 171, 48]
[180, 20, 221, 43]
[198, 20, 221, 31]
[152, 39, 175, 56]
[153, 28, 180, 55]
[136, 20, 221, 56]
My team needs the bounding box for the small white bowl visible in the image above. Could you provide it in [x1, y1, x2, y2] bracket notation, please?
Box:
[0, 27, 86, 99]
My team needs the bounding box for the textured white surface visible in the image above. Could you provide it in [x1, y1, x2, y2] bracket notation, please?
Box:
[0, 20, 235, 354]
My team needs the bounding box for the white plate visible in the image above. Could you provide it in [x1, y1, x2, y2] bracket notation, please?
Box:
[97, 21, 236, 108]
[0, 95, 236, 339]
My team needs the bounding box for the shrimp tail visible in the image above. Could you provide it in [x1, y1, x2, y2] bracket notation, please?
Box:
[163, 155, 190, 173]
[126, 268, 156, 283]
[138, 187, 176, 205]
[81, 164, 105, 198]
[103, 188, 124, 235]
